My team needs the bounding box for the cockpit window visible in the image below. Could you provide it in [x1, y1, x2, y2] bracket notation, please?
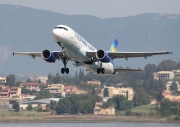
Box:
[55, 26, 68, 31]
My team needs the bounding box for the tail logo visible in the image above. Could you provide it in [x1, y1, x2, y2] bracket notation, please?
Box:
[109, 39, 118, 52]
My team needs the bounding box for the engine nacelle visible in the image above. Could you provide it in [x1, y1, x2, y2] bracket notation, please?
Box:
[96, 50, 111, 62]
[42, 50, 57, 63]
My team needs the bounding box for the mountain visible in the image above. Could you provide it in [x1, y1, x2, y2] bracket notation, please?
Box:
[0, 4, 179, 76]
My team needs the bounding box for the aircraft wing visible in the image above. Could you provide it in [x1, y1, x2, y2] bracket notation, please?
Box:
[13, 51, 64, 59]
[114, 68, 142, 72]
[86, 51, 171, 60]
[13, 52, 42, 59]
[108, 51, 171, 60]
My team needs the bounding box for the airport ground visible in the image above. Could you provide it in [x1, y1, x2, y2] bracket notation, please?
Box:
[0, 111, 179, 123]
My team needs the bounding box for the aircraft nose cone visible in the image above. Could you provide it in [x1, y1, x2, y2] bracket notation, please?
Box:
[52, 29, 59, 41]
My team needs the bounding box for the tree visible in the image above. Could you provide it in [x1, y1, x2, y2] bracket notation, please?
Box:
[56, 97, 71, 114]
[143, 64, 156, 80]
[50, 100, 57, 111]
[156, 91, 163, 102]
[15, 80, 22, 87]
[13, 102, 20, 112]
[102, 99, 115, 108]
[157, 59, 177, 71]
[104, 88, 109, 97]
[177, 61, 180, 69]
[91, 87, 96, 95]
[133, 88, 150, 106]
[170, 81, 178, 91]
[21, 87, 36, 95]
[47, 73, 54, 84]
[54, 73, 61, 84]
[26, 104, 33, 111]
[26, 78, 32, 82]
[160, 99, 172, 116]
[113, 95, 133, 111]
[6, 74, 16, 87]
[35, 90, 52, 100]
[56, 94, 100, 114]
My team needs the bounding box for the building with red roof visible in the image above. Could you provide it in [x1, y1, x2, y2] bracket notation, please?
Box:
[23, 82, 40, 91]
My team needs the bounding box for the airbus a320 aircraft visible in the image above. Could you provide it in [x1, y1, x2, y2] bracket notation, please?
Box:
[13, 25, 171, 75]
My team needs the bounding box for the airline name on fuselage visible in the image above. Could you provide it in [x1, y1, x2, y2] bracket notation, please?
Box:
[75, 32, 96, 51]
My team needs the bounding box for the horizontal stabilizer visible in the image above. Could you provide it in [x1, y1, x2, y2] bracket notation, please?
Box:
[114, 68, 142, 72]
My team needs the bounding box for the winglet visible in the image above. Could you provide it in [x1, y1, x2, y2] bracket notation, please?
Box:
[13, 52, 15, 56]
[170, 51, 173, 55]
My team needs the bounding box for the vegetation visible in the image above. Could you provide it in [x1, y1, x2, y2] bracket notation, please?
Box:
[26, 104, 33, 111]
[55, 94, 102, 114]
[160, 99, 180, 116]
[12, 101, 20, 112]
[2, 59, 180, 119]
[104, 88, 109, 97]
[6, 74, 16, 87]
[35, 90, 52, 100]
[21, 87, 36, 95]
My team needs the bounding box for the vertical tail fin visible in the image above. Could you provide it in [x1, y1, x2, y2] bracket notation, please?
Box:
[109, 39, 118, 65]
[109, 39, 118, 52]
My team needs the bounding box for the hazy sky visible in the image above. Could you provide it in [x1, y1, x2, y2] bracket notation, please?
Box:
[0, 0, 180, 18]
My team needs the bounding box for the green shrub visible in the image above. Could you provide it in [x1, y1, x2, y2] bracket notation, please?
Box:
[125, 110, 132, 116]
[174, 116, 180, 121]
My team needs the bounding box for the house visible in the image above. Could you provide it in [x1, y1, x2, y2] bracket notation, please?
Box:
[19, 98, 60, 111]
[172, 69, 180, 76]
[156, 71, 174, 80]
[104, 87, 134, 100]
[23, 82, 40, 91]
[64, 86, 77, 95]
[0, 86, 22, 99]
[45, 84, 64, 97]
[0, 87, 10, 98]
[37, 76, 48, 84]
[93, 102, 115, 115]
[86, 80, 101, 85]
[10, 87, 22, 98]
[0, 77, 6, 83]
[22, 95, 36, 101]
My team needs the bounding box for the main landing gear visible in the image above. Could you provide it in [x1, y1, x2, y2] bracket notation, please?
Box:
[61, 68, 69, 74]
[97, 61, 105, 74]
[97, 68, 105, 74]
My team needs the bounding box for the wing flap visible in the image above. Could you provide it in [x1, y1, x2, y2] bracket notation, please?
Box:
[86, 51, 96, 58]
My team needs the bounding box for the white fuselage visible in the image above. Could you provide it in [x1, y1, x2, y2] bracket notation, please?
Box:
[52, 25, 115, 75]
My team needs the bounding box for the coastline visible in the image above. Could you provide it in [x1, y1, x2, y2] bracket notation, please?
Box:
[0, 114, 179, 123]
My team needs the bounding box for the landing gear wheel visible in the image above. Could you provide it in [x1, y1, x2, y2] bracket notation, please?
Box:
[101, 68, 105, 74]
[61, 68, 65, 74]
[66, 68, 69, 74]
[97, 68, 101, 74]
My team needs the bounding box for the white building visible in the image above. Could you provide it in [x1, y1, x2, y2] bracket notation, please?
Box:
[157, 71, 174, 80]
[0, 77, 6, 83]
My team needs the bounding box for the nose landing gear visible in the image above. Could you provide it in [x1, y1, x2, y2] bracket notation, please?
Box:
[60, 53, 69, 74]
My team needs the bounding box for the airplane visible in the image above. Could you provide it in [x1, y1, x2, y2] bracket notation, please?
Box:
[13, 25, 171, 75]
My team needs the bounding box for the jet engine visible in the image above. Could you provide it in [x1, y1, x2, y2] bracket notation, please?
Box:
[42, 50, 57, 63]
[96, 50, 111, 62]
